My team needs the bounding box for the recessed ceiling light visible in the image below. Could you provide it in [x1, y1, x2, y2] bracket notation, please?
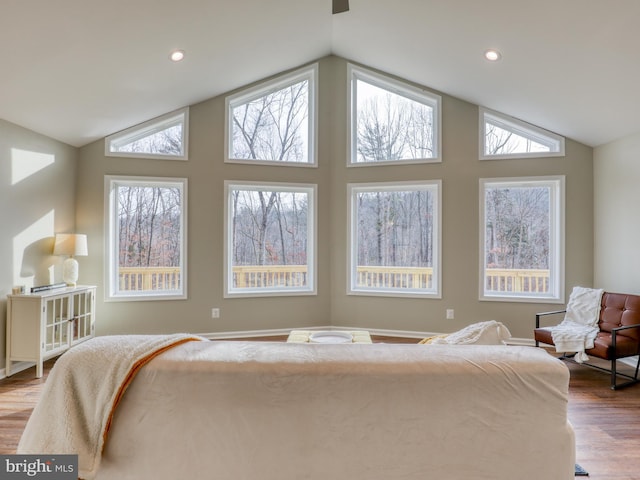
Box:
[169, 50, 185, 62]
[484, 49, 502, 62]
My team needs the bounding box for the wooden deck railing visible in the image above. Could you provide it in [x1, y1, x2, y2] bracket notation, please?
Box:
[356, 266, 434, 289]
[484, 268, 550, 293]
[233, 265, 308, 288]
[119, 267, 181, 291]
[118, 266, 550, 293]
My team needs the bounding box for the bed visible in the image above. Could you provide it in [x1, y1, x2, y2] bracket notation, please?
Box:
[19, 336, 575, 480]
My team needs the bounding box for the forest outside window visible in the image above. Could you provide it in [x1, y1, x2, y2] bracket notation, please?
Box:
[225, 64, 317, 166]
[480, 108, 565, 160]
[348, 181, 441, 298]
[348, 64, 441, 166]
[105, 176, 187, 301]
[105, 108, 189, 160]
[224, 181, 317, 297]
[480, 176, 564, 303]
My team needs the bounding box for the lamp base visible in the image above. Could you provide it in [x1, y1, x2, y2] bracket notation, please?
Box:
[62, 257, 79, 287]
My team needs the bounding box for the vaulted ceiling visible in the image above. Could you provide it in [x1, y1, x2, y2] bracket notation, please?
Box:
[2, 0, 638, 148]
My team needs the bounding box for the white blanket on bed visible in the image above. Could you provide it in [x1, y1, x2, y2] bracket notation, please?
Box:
[429, 320, 511, 345]
[551, 286, 603, 363]
[17, 334, 204, 480]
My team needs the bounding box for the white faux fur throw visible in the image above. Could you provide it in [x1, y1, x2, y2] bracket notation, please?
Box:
[18, 334, 204, 480]
[430, 320, 512, 345]
[551, 286, 604, 363]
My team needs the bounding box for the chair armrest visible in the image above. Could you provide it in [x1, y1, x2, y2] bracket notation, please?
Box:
[612, 323, 640, 333]
[611, 323, 640, 350]
[535, 310, 566, 328]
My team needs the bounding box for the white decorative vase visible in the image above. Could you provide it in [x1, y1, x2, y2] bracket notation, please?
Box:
[62, 257, 79, 286]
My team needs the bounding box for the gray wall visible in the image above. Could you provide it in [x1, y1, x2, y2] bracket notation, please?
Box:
[75, 55, 594, 341]
[594, 132, 640, 293]
[0, 119, 78, 369]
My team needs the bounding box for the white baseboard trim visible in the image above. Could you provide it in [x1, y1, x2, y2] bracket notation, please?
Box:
[506, 337, 536, 347]
[200, 326, 440, 341]
[200, 326, 534, 346]
[198, 326, 439, 340]
[332, 326, 438, 339]
[620, 356, 639, 367]
[201, 327, 325, 340]
[530, 343, 639, 367]
[0, 361, 35, 380]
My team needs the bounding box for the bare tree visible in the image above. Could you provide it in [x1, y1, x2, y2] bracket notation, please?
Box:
[231, 189, 309, 267]
[356, 189, 434, 269]
[484, 186, 550, 270]
[356, 88, 434, 162]
[353, 87, 436, 268]
[231, 80, 309, 162]
[115, 125, 183, 155]
[118, 186, 182, 268]
[485, 123, 515, 156]
[484, 122, 552, 156]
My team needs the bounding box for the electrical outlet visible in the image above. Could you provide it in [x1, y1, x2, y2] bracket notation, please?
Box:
[446, 309, 455, 320]
[211, 308, 220, 319]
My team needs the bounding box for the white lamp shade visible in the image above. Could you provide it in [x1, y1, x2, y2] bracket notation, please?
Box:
[53, 233, 88, 257]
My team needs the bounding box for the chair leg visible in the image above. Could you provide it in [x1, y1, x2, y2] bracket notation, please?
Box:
[611, 356, 640, 390]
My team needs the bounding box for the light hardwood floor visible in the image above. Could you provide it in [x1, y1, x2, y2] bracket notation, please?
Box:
[1, 338, 639, 479]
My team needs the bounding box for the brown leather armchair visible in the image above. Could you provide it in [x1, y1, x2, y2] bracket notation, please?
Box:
[534, 292, 640, 389]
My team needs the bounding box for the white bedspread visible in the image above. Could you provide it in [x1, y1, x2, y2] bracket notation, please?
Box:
[91, 341, 574, 480]
[551, 286, 603, 362]
[18, 334, 204, 479]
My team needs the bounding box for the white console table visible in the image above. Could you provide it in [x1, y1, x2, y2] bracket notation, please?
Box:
[5, 285, 96, 378]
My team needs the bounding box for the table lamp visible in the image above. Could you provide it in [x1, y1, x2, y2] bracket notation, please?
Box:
[53, 233, 88, 286]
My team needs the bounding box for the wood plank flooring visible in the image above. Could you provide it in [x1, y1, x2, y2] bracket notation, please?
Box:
[1, 338, 639, 479]
[562, 356, 640, 479]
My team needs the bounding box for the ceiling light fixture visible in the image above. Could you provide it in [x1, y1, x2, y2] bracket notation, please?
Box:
[484, 49, 502, 62]
[169, 49, 185, 62]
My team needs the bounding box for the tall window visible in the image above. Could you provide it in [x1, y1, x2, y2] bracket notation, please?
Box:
[348, 64, 441, 166]
[105, 108, 189, 160]
[105, 176, 187, 301]
[480, 108, 565, 160]
[348, 181, 441, 297]
[224, 182, 316, 297]
[480, 176, 564, 302]
[225, 64, 317, 166]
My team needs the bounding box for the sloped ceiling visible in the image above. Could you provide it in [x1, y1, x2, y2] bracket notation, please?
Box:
[1, 0, 638, 148]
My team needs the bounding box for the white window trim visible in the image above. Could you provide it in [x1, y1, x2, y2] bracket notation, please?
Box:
[347, 64, 442, 167]
[104, 175, 188, 302]
[479, 176, 565, 304]
[105, 107, 189, 161]
[347, 180, 442, 298]
[224, 180, 317, 298]
[479, 107, 565, 160]
[224, 63, 318, 168]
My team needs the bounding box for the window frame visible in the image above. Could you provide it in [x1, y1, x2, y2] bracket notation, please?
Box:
[479, 107, 565, 160]
[224, 63, 318, 167]
[105, 107, 189, 161]
[479, 176, 565, 303]
[224, 180, 317, 298]
[347, 64, 442, 167]
[347, 180, 442, 298]
[104, 175, 188, 302]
